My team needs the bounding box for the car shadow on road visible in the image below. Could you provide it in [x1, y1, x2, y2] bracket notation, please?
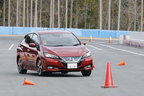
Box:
[26, 72, 83, 77]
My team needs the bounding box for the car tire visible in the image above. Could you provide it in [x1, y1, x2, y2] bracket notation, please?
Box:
[81, 70, 91, 76]
[61, 71, 68, 74]
[17, 58, 27, 74]
[37, 60, 44, 76]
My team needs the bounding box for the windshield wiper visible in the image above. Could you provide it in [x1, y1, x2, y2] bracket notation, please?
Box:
[45, 45, 64, 47]
[73, 43, 81, 46]
[54, 45, 65, 46]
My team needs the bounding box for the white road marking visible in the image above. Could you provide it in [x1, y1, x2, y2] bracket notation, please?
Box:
[0, 55, 15, 57]
[99, 44, 144, 57]
[0, 49, 15, 51]
[8, 44, 14, 50]
[87, 44, 102, 50]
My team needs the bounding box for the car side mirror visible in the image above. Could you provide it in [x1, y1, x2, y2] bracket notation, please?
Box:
[81, 41, 86, 45]
[29, 43, 36, 47]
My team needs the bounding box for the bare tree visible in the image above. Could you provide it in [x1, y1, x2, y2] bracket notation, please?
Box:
[40, 0, 42, 27]
[85, 0, 88, 28]
[16, 0, 19, 26]
[23, 0, 25, 27]
[19, 0, 21, 26]
[134, 0, 137, 31]
[58, 0, 60, 28]
[27, 0, 29, 27]
[34, 0, 37, 27]
[30, 0, 33, 27]
[65, 0, 68, 28]
[8, 0, 11, 26]
[108, 0, 111, 30]
[141, 0, 143, 32]
[117, 0, 121, 30]
[70, 0, 74, 28]
[3, 0, 5, 26]
[75, 2, 79, 28]
[99, 0, 102, 30]
[52, 0, 55, 28]
[50, 0, 52, 28]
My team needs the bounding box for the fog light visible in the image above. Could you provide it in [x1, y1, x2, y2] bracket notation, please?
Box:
[84, 65, 91, 68]
[47, 66, 58, 69]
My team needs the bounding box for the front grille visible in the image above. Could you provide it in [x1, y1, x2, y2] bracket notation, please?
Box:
[60, 57, 84, 68]
[61, 56, 81, 62]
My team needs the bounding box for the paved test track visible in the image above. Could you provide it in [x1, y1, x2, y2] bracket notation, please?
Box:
[0, 36, 144, 96]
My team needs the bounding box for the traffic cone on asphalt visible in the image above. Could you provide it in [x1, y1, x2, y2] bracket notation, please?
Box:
[92, 64, 95, 68]
[102, 62, 116, 88]
[24, 78, 35, 85]
[89, 35, 93, 42]
[109, 36, 112, 43]
[118, 61, 125, 66]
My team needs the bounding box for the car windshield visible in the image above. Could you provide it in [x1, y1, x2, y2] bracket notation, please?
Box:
[40, 33, 81, 46]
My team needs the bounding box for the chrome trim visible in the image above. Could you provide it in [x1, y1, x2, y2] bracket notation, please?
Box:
[60, 56, 82, 63]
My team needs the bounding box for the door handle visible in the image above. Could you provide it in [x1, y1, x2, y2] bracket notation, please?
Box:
[27, 49, 30, 52]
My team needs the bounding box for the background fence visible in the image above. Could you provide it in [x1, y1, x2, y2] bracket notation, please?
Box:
[0, 26, 130, 38]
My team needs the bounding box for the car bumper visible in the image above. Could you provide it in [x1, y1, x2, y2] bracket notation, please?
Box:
[41, 56, 94, 72]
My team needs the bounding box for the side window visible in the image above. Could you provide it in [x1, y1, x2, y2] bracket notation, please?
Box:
[32, 34, 39, 44]
[31, 34, 39, 48]
[25, 34, 33, 44]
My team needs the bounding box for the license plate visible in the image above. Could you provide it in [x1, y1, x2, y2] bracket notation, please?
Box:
[67, 63, 77, 69]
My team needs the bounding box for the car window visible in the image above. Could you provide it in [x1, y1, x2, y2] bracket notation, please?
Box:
[25, 34, 33, 44]
[32, 34, 39, 44]
[31, 34, 39, 48]
[40, 33, 80, 46]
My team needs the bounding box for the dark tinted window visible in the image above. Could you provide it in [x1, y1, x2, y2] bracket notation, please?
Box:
[25, 34, 33, 44]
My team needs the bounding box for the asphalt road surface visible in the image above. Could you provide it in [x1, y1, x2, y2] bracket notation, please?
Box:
[0, 36, 144, 96]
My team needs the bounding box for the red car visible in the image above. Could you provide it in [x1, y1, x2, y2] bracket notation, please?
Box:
[17, 30, 94, 76]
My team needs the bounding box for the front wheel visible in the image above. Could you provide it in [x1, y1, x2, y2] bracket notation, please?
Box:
[37, 60, 44, 76]
[81, 70, 92, 76]
[17, 58, 27, 74]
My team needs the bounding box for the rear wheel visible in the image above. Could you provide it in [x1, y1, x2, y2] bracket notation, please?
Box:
[81, 70, 91, 76]
[37, 60, 44, 76]
[17, 58, 27, 74]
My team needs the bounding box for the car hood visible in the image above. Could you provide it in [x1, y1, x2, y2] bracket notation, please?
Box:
[42, 45, 89, 57]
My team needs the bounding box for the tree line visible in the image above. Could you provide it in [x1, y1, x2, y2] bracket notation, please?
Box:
[0, 0, 144, 32]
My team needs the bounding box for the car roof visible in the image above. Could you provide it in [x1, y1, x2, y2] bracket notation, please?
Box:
[29, 30, 71, 35]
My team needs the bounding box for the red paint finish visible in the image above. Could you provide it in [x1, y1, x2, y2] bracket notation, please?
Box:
[17, 30, 93, 74]
[25, 56, 28, 61]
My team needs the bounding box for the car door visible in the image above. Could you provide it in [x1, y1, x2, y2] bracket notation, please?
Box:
[19, 39, 27, 67]
[22, 34, 33, 69]
[28, 34, 40, 69]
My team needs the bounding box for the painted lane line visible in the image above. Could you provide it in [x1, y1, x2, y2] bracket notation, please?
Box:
[8, 44, 14, 50]
[0, 55, 15, 57]
[99, 44, 144, 57]
[87, 44, 102, 50]
[0, 49, 15, 51]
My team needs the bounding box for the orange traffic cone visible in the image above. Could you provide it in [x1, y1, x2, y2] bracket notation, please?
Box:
[24, 78, 35, 85]
[118, 61, 125, 66]
[102, 62, 116, 88]
[92, 64, 95, 68]
[109, 36, 112, 43]
[89, 35, 93, 42]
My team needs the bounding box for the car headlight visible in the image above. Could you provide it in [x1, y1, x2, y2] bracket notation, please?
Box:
[44, 53, 59, 59]
[83, 51, 91, 58]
